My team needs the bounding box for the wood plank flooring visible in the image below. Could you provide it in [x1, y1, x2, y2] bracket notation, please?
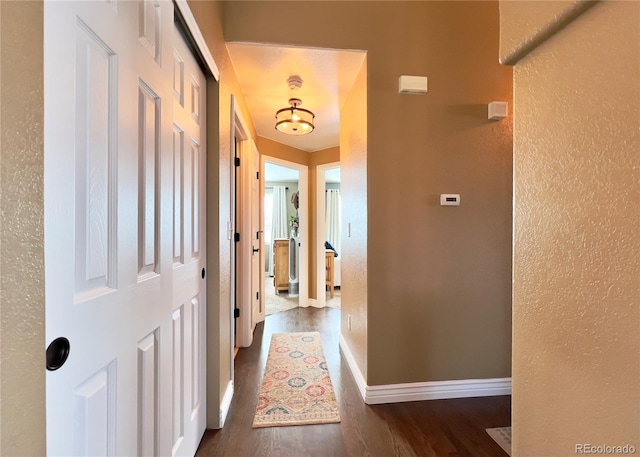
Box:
[196, 307, 511, 457]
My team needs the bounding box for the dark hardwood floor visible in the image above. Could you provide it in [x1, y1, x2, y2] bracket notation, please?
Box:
[195, 307, 511, 457]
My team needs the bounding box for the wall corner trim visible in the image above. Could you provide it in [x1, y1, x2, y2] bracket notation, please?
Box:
[218, 380, 234, 428]
[339, 334, 368, 401]
[340, 335, 511, 405]
[174, 0, 220, 80]
[500, 0, 598, 66]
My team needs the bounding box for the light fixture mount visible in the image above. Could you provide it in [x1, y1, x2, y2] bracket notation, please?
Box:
[275, 97, 315, 136]
[287, 75, 303, 90]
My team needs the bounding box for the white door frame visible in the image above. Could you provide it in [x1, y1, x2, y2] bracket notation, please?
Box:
[175, 0, 241, 431]
[260, 155, 310, 308]
[174, 1, 219, 81]
[232, 98, 258, 348]
[250, 141, 265, 327]
[315, 161, 340, 308]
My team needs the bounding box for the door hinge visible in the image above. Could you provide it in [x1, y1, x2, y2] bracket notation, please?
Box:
[256, 292, 259, 301]
[234, 308, 240, 318]
[234, 232, 240, 242]
[256, 171, 259, 180]
[234, 157, 240, 167]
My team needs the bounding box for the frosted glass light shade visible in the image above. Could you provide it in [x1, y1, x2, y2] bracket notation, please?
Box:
[275, 102, 315, 136]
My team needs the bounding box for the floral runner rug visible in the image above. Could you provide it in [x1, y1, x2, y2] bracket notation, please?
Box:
[252, 332, 341, 428]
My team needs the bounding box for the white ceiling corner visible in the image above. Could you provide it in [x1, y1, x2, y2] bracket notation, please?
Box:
[226, 42, 366, 153]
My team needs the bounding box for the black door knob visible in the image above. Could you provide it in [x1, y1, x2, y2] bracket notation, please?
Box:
[46, 337, 70, 371]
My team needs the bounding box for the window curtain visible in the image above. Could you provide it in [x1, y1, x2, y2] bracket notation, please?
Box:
[325, 189, 341, 255]
[269, 186, 289, 276]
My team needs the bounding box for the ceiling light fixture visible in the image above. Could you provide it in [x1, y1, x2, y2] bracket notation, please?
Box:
[275, 98, 315, 135]
[275, 76, 315, 135]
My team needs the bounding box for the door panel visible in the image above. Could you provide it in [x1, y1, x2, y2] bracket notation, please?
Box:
[137, 330, 160, 456]
[44, 2, 206, 455]
[236, 138, 261, 347]
[138, 80, 161, 278]
[72, 362, 116, 456]
[73, 19, 116, 302]
[172, 23, 207, 456]
[251, 141, 264, 325]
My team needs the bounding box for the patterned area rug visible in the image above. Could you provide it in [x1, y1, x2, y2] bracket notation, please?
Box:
[486, 427, 512, 456]
[264, 274, 298, 316]
[252, 332, 341, 428]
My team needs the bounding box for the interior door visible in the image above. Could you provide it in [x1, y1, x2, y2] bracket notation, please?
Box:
[251, 141, 264, 326]
[171, 22, 207, 457]
[44, 2, 205, 455]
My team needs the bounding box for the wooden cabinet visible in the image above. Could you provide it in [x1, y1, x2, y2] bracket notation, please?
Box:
[325, 251, 335, 298]
[274, 239, 289, 294]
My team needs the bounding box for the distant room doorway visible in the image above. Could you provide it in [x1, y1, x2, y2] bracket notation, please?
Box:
[264, 161, 301, 315]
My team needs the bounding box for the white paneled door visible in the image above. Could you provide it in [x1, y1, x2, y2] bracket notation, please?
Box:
[171, 21, 207, 457]
[44, 2, 206, 456]
[251, 141, 264, 327]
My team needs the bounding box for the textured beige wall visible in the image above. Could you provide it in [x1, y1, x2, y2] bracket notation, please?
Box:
[0, 2, 46, 455]
[499, 0, 596, 65]
[339, 58, 368, 377]
[503, 1, 640, 455]
[188, 0, 256, 428]
[223, 0, 513, 385]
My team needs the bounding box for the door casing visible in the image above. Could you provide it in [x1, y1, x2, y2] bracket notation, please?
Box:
[259, 155, 310, 310]
[315, 161, 340, 308]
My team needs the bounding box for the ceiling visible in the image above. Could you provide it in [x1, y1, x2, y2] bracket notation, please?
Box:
[226, 42, 366, 152]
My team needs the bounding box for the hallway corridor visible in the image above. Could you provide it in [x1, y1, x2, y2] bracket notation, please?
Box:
[196, 307, 511, 457]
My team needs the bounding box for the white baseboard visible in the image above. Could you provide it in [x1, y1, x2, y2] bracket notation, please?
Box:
[339, 334, 368, 401]
[219, 380, 234, 428]
[365, 377, 512, 405]
[339, 334, 511, 405]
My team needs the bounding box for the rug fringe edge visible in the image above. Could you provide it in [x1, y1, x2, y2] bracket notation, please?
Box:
[252, 417, 341, 429]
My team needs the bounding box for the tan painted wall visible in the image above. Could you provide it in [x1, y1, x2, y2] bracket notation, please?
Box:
[308, 147, 340, 167]
[501, 1, 640, 455]
[223, 1, 513, 385]
[257, 136, 308, 166]
[188, 0, 256, 428]
[0, 2, 46, 455]
[340, 58, 368, 378]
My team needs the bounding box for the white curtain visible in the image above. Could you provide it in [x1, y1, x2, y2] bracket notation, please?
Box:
[269, 186, 289, 276]
[325, 189, 341, 255]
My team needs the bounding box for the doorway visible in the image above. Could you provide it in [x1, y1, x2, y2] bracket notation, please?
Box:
[232, 102, 262, 349]
[316, 162, 342, 309]
[263, 161, 301, 315]
[260, 156, 309, 317]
